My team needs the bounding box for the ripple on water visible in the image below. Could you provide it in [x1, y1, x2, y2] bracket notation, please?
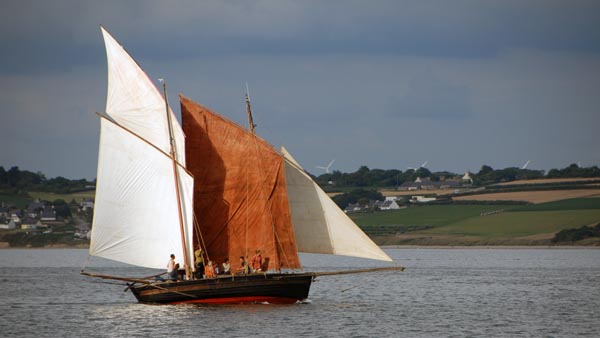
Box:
[0, 248, 599, 337]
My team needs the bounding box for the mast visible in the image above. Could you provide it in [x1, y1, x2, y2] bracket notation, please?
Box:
[244, 83, 253, 262]
[245, 83, 256, 134]
[243, 86, 290, 271]
[161, 79, 191, 279]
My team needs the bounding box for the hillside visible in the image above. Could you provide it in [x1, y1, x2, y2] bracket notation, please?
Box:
[352, 197, 600, 246]
[2, 164, 600, 248]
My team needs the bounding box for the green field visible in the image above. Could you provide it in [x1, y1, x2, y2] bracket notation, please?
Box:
[0, 191, 95, 208]
[426, 210, 600, 238]
[27, 191, 95, 203]
[0, 193, 32, 208]
[509, 197, 600, 212]
[352, 198, 600, 243]
[351, 205, 509, 228]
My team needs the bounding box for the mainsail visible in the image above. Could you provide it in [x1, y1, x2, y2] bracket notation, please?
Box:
[101, 27, 186, 165]
[180, 93, 391, 267]
[89, 28, 194, 269]
[180, 95, 301, 269]
[282, 147, 393, 262]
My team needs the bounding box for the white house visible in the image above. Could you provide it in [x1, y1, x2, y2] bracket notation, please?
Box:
[0, 220, 16, 230]
[378, 200, 401, 210]
[410, 196, 437, 203]
[9, 212, 21, 224]
[80, 198, 94, 211]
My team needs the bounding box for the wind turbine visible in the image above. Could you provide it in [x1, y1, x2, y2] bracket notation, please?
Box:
[521, 160, 531, 170]
[316, 159, 335, 174]
[407, 160, 428, 170]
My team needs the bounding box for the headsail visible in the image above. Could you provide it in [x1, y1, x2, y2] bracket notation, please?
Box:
[101, 26, 186, 165]
[90, 118, 194, 269]
[89, 28, 194, 269]
[180, 95, 301, 270]
[282, 147, 393, 262]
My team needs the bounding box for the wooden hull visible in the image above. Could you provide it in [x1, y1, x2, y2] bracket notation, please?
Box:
[130, 273, 313, 305]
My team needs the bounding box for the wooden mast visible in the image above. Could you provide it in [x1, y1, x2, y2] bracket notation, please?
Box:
[245, 83, 256, 135]
[244, 84, 254, 264]
[244, 86, 290, 271]
[161, 79, 191, 280]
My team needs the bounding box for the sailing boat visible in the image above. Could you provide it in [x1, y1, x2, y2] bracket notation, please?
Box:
[82, 27, 402, 304]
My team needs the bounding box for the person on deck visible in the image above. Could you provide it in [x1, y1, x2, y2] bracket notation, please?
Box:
[237, 256, 249, 274]
[194, 247, 205, 279]
[221, 258, 231, 275]
[167, 254, 177, 281]
[204, 261, 216, 278]
[251, 250, 262, 273]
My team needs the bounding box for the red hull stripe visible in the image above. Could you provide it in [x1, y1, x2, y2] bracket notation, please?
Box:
[170, 296, 300, 305]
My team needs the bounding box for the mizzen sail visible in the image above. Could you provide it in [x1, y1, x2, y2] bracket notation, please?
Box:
[180, 95, 301, 270]
[282, 147, 392, 262]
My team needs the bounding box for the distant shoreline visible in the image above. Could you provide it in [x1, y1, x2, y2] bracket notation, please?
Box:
[1, 244, 598, 250]
[381, 245, 600, 249]
[0, 243, 89, 249]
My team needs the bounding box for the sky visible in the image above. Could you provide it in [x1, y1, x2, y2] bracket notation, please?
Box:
[1, 0, 599, 180]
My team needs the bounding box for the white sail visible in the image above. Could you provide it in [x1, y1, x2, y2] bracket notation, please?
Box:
[101, 26, 186, 165]
[90, 118, 194, 269]
[282, 147, 392, 262]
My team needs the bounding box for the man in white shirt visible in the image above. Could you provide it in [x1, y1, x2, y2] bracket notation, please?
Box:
[167, 254, 177, 281]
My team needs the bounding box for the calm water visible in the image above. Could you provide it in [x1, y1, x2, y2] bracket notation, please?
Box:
[1, 248, 599, 337]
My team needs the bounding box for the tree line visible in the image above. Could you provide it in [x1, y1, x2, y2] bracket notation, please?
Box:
[0, 166, 95, 194]
[314, 163, 599, 190]
[552, 223, 600, 243]
[314, 165, 441, 189]
[1, 162, 598, 195]
[546, 164, 600, 179]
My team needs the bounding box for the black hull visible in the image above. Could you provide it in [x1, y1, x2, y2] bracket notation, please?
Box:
[130, 273, 314, 305]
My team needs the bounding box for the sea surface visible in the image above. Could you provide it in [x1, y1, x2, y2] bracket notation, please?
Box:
[0, 248, 598, 337]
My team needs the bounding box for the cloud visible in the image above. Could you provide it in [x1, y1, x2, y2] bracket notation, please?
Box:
[0, 67, 103, 179]
[387, 78, 472, 120]
[1, 1, 600, 178]
[2, 1, 600, 75]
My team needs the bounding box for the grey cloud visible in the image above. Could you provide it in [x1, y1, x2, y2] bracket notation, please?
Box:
[387, 79, 472, 120]
[1, 1, 600, 178]
[2, 1, 600, 76]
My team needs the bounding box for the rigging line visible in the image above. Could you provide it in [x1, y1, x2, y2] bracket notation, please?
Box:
[337, 280, 369, 294]
[272, 224, 293, 271]
[245, 90, 251, 261]
[160, 80, 190, 279]
[81, 254, 92, 272]
[192, 212, 210, 264]
[244, 90, 292, 269]
[249, 132, 292, 270]
[81, 272, 196, 298]
[245, 136, 249, 261]
[269, 160, 295, 270]
[91, 280, 127, 286]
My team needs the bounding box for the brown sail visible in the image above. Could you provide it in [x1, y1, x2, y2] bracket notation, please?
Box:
[180, 95, 301, 270]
